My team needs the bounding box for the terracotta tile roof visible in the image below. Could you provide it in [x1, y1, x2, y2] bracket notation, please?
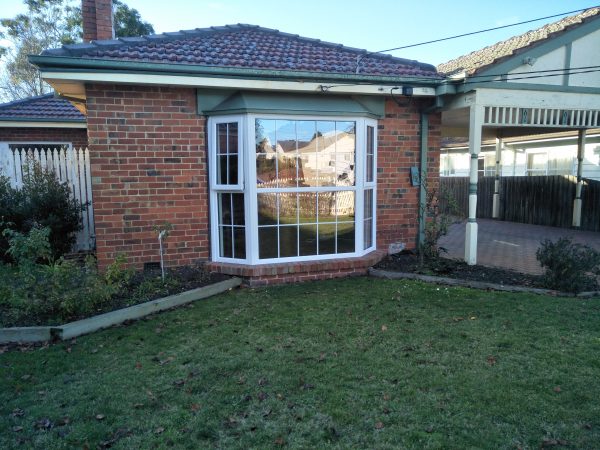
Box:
[42, 24, 440, 79]
[0, 94, 85, 122]
[438, 7, 600, 75]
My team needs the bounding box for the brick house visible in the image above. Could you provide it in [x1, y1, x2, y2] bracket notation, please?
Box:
[0, 94, 87, 153]
[30, 0, 442, 285]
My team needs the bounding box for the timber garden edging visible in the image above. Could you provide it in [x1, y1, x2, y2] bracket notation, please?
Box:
[368, 268, 600, 298]
[0, 277, 242, 344]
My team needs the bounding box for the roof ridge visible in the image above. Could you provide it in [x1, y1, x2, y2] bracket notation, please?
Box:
[438, 6, 600, 75]
[0, 93, 55, 110]
[41, 23, 437, 72]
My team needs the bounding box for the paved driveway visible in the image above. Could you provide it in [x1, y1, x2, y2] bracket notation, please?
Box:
[438, 219, 600, 275]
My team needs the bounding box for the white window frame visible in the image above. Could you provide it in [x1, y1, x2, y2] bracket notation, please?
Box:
[209, 113, 377, 264]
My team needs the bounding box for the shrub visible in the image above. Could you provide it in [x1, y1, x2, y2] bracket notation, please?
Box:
[419, 184, 461, 262]
[3, 226, 53, 266]
[0, 162, 83, 262]
[536, 237, 600, 293]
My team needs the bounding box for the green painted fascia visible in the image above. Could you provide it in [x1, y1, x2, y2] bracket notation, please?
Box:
[204, 91, 382, 118]
[455, 81, 600, 94]
[30, 55, 442, 86]
[474, 15, 600, 79]
[0, 117, 85, 123]
[196, 88, 237, 115]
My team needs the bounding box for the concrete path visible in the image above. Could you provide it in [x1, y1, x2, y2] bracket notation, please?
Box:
[438, 219, 600, 275]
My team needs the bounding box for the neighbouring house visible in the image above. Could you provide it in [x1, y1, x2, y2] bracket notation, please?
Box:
[0, 94, 95, 251]
[29, 0, 443, 284]
[436, 7, 600, 263]
[440, 130, 600, 179]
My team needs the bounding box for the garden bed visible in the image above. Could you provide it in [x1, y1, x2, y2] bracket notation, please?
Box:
[374, 250, 600, 293]
[0, 263, 231, 328]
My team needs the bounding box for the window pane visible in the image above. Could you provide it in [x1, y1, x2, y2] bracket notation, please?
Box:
[228, 123, 238, 155]
[218, 193, 232, 225]
[299, 193, 317, 224]
[279, 193, 298, 225]
[363, 219, 372, 249]
[259, 226, 278, 259]
[233, 227, 246, 259]
[318, 223, 336, 255]
[276, 120, 297, 187]
[217, 155, 228, 185]
[232, 193, 245, 226]
[220, 225, 233, 258]
[299, 224, 318, 256]
[337, 222, 355, 253]
[336, 152, 355, 186]
[217, 123, 227, 154]
[229, 155, 238, 185]
[337, 191, 355, 221]
[279, 225, 298, 257]
[256, 119, 276, 152]
[297, 121, 317, 187]
[366, 126, 374, 182]
[316, 121, 336, 186]
[256, 154, 277, 187]
[318, 192, 336, 223]
[258, 193, 278, 225]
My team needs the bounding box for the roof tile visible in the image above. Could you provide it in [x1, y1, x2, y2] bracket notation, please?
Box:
[0, 94, 85, 122]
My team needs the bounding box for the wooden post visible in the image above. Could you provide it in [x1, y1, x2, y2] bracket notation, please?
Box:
[572, 129, 586, 227]
[465, 105, 483, 265]
[492, 137, 503, 219]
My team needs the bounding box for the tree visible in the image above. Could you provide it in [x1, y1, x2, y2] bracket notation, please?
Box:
[0, 0, 154, 101]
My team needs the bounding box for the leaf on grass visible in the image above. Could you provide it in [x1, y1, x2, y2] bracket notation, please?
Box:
[95, 414, 105, 421]
[11, 408, 25, 417]
[318, 352, 326, 362]
[190, 403, 201, 412]
[301, 383, 315, 390]
[56, 416, 70, 426]
[541, 438, 568, 447]
[173, 379, 185, 387]
[383, 394, 390, 401]
[12, 426, 23, 432]
[487, 355, 497, 366]
[35, 418, 53, 429]
[262, 408, 272, 417]
[133, 403, 144, 409]
[257, 391, 268, 401]
[375, 421, 384, 429]
[154, 427, 165, 434]
[135, 362, 142, 370]
[258, 378, 269, 386]
[381, 325, 388, 332]
[21, 374, 31, 381]
[553, 386, 562, 393]
[274, 437, 285, 446]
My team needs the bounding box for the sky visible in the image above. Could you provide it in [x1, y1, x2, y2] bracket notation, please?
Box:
[0, 0, 598, 65]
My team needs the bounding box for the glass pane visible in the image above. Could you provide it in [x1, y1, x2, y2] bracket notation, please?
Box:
[299, 224, 318, 256]
[297, 121, 317, 187]
[256, 119, 276, 153]
[279, 225, 298, 257]
[218, 193, 231, 225]
[318, 223, 336, 255]
[256, 154, 277, 188]
[228, 123, 238, 155]
[299, 192, 317, 224]
[367, 126, 374, 182]
[336, 191, 355, 221]
[217, 123, 227, 154]
[233, 227, 246, 259]
[220, 225, 233, 258]
[336, 152, 355, 186]
[279, 193, 298, 225]
[364, 189, 373, 219]
[363, 218, 372, 250]
[316, 121, 336, 186]
[258, 193, 278, 225]
[259, 226, 278, 259]
[229, 155, 238, 185]
[277, 154, 298, 187]
[318, 192, 336, 223]
[366, 153, 374, 183]
[217, 155, 228, 185]
[276, 120, 297, 187]
[337, 222, 355, 253]
[232, 193, 245, 226]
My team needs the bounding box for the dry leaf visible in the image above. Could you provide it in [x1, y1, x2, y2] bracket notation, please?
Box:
[375, 421, 384, 429]
[274, 437, 285, 446]
[191, 403, 201, 412]
[381, 325, 388, 332]
[553, 386, 562, 393]
[383, 394, 390, 401]
[95, 414, 105, 421]
[487, 355, 497, 366]
[155, 427, 165, 434]
[12, 426, 23, 432]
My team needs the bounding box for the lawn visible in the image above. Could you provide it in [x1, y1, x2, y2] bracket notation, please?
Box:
[1, 277, 599, 449]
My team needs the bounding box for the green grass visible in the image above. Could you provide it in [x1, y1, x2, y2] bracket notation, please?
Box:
[1, 277, 599, 449]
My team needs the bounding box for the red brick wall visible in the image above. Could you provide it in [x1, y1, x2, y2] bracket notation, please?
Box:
[85, 84, 440, 274]
[0, 127, 88, 148]
[85, 84, 209, 270]
[376, 98, 441, 252]
[82, 0, 114, 42]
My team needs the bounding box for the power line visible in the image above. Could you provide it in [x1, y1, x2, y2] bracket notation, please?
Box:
[356, 5, 599, 73]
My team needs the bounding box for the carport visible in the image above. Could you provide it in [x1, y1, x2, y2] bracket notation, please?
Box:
[437, 7, 600, 265]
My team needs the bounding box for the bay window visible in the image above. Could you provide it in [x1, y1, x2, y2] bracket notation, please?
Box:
[209, 114, 376, 264]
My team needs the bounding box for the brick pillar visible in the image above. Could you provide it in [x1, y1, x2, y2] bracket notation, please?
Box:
[82, 0, 114, 42]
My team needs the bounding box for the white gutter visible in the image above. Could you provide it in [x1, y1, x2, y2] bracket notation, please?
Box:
[42, 71, 437, 97]
[0, 121, 86, 128]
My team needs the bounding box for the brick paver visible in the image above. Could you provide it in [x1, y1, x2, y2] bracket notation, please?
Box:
[438, 219, 600, 275]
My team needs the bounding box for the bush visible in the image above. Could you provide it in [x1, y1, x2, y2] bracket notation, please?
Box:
[0, 228, 116, 326]
[536, 237, 600, 293]
[0, 162, 83, 262]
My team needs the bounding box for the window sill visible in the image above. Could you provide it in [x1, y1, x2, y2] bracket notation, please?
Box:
[206, 250, 387, 285]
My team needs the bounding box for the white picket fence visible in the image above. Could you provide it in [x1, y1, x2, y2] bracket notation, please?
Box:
[0, 144, 95, 251]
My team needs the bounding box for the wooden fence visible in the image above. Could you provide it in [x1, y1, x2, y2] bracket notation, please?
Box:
[441, 176, 600, 232]
[0, 146, 95, 251]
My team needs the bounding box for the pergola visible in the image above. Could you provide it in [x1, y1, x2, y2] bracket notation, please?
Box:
[437, 7, 600, 264]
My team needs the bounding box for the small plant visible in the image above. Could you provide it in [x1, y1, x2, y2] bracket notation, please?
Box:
[536, 237, 600, 293]
[3, 226, 53, 266]
[418, 182, 461, 265]
[153, 222, 173, 282]
[105, 253, 135, 287]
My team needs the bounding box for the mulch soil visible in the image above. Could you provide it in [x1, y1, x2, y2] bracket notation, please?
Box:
[375, 250, 546, 288]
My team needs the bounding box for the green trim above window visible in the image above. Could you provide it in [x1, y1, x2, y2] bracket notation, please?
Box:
[198, 90, 384, 118]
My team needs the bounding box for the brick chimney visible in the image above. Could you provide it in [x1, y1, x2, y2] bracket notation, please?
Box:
[82, 0, 114, 41]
